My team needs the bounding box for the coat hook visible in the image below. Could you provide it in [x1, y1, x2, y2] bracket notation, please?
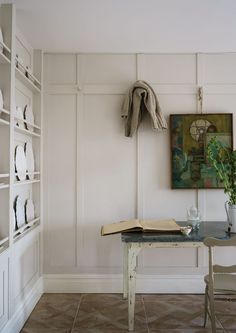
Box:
[198, 86, 203, 113]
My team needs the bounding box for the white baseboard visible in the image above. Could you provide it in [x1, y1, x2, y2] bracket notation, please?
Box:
[2, 277, 43, 333]
[0, 274, 205, 332]
[43, 274, 205, 294]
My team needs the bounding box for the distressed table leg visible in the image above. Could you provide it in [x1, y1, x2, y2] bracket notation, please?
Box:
[123, 242, 128, 299]
[128, 244, 140, 331]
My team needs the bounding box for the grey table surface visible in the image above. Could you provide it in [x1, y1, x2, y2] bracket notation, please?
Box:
[121, 221, 232, 243]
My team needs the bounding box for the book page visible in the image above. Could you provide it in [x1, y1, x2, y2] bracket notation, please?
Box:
[140, 219, 180, 232]
[101, 219, 142, 235]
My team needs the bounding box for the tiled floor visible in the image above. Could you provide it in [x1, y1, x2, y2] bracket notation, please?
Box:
[21, 293, 236, 333]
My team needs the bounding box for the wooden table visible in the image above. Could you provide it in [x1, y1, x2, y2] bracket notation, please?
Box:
[121, 221, 230, 331]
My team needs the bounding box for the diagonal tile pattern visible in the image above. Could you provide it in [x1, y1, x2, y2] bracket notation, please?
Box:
[21, 293, 236, 333]
[73, 294, 146, 331]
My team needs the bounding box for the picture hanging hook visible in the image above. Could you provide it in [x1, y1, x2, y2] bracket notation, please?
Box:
[198, 86, 203, 113]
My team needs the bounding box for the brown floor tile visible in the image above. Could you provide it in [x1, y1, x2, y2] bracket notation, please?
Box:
[144, 300, 207, 330]
[82, 293, 142, 302]
[21, 329, 72, 333]
[20, 293, 236, 333]
[23, 296, 79, 330]
[21, 329, 71, 333]
[149, 329, 224, 333]
[72, 329, 148, 333]
[214, 298, 236, 330]
[142, 294, 205, 303]
[73, 295, 146, 331]
[40, 293, 82, 304]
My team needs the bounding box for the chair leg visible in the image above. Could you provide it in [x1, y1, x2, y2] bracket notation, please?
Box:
[203, 285, 208, 327]
[208, 286, 216, 333]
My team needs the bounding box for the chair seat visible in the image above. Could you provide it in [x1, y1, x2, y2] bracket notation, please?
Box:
[204, 274, 236, 292]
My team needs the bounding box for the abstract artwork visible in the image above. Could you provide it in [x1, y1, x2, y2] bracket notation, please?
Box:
[170, 113, 233, 189]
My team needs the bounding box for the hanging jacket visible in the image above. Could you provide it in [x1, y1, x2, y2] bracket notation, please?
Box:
[121, 80, 167, 137]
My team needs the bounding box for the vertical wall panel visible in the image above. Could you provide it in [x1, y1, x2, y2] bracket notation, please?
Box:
[44, 93, 77, 268]
[80, 94, 136, 270]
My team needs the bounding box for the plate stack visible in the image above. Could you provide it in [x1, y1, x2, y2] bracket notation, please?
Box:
[14, 195, 35, 230]
[15, 142, 35, 180]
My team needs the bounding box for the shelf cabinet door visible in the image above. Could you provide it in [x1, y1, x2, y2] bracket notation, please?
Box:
[0, 252, 9, 331]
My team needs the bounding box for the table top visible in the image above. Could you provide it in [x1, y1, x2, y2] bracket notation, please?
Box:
[121, 221, 231, 243]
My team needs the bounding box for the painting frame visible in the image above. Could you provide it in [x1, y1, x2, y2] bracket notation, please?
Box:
[170, 113, 233, 189]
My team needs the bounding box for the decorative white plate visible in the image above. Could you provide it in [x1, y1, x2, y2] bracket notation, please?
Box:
[25, 199, 35, 222]
[0, 28, 3, 53]
[0, 89, 3, 112]
[24, 142, 34, 180]
[15, 106, 25, 129]
[13, 207, 17, 230]
[24, 105, 34, 131]
[15, 195, 25, 229]
[15, 145, 27, 181]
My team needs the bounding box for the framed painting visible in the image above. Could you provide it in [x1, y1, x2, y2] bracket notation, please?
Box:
[170, 113, 233, 189]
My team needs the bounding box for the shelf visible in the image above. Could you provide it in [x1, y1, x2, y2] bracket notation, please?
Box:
[15, 172, 40, 177]
[14, 217, 40, 241]
[16, 61, 41, 86]
[0, 183, 9, 189]
[0, 236, 9, 254]
[14, 116, 41, 130]
[0, 174, 9, 178]
[0, 108, 10, 115]
[0, 51, 10, 64]
[14, 125, 40, 137]
[14, 179, 40, 186]
[0, 236, 9, 247]
[15, 65, 41, 93]
[0, 41, 11, 54]
[0, 118, 10, 126]
[0, 41, 11, 64]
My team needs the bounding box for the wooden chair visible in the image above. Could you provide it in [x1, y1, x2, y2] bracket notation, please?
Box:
[203, 237, 236, 332]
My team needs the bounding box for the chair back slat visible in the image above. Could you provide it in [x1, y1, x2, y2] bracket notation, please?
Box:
[214, 264, 236, 273]
[204, 236, 236, 247]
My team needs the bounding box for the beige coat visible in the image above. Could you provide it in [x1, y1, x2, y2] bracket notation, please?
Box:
[121, 80, 167, 137]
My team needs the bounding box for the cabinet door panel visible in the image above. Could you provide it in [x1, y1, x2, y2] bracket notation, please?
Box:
[12, 233, 39, 312]
[0, 253, 8, 331]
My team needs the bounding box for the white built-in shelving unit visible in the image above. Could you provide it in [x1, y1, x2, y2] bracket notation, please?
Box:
[0, 4, 42, 251]
[0, 4, 12, 259]
[0, 4, 43, 331]
[13, 31, 42, 242]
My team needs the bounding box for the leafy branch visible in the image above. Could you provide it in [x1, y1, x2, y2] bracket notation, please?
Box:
[207, 137, 236, 205]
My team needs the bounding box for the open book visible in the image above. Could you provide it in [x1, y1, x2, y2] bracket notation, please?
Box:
[101, 219, 180, 236]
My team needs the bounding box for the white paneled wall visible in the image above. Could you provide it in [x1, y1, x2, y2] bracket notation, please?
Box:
[44, 94, 77, 269]
[43, 53, 236, 292]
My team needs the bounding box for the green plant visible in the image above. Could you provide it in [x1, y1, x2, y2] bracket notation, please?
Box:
[207, 137, 236, 205]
